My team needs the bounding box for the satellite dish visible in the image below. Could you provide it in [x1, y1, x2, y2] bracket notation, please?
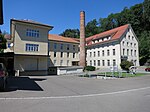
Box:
[10, 43, 14, 47]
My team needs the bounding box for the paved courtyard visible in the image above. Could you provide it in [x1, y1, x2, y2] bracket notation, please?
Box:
[0, 74, 150, 112]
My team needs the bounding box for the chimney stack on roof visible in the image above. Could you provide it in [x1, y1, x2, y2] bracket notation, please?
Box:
[79, 11, 86, 67]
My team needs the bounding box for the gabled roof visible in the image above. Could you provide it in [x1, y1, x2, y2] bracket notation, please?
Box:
[48, 34, 79, 44]
[11, 19, 53, 29]
[86, 24, 130, 46]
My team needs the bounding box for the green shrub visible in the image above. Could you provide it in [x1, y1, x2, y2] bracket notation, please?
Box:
[120, 60, 134, 72]
[84, 66, 96, 71]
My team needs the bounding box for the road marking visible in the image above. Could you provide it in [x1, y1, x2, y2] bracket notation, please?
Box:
[0, 86, 150, 100]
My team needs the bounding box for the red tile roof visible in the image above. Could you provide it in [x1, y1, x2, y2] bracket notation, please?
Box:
[86, 24, 129, 46]
[48, 34, 79, 44]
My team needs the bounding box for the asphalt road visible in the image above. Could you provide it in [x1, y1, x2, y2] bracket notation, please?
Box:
[0, 74, 150, 112]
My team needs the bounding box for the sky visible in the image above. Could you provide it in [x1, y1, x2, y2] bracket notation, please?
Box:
[0, 0, 144, 34]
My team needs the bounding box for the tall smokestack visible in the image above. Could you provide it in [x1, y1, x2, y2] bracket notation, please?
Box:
[79, 11, 86, 67]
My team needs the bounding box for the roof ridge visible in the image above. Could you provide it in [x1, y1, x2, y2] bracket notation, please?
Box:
[86, 24, 129, 46]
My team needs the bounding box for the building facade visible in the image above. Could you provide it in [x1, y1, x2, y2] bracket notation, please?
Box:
[86, 24, 139, 69]
[10, 19, 53, 71]
[48, 34, 80, 67]
[5, 20, 139, 72]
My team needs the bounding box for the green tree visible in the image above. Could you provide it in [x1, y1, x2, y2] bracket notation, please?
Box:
[139, 31, 150, 57]
[143, 0, 150, 30]
[60, 29, 80, 38]
[85, 19, 100, 37]
[120, 61, 134, 72]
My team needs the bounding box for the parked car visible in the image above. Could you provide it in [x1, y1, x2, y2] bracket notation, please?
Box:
[0, 63, 8, 91]
[145, 68, 150, 72]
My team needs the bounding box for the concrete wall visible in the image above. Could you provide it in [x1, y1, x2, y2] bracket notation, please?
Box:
[11, 20, 51, 71]
[14, 56, 48, 71]
[12, 21, 49, 56]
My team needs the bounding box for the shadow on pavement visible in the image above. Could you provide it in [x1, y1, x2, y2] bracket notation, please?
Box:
[6, 77, 46, 92]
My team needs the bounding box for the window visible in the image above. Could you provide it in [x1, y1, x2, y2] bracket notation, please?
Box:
[98, 51, 100, 57]
[67, 60, 69, 66]
[134, 50, 137, 56]
[127, 42, 129, 46]
[54, 60, 56, 65]
[134, 60, 137, 66]
[98, 60, 100, 66]
[54, 43, 57, 50]
[60, 44, 63, 50]
[107, 60, 110, 66]
[102, 50, 104, 56]
[113, 49, 115, 55]
[54, 52, 57, 57]
[25, 44, 39, 52]
[61, 52, 63, 58]
[130, 43, 132, 47]
[90, 52, 92, 57]
[73, 53, 75, 58]
[132, 36, 134, 40]
[94, 52, 96, 57]
[128, 35, 130, 40]
[67, 44, 70, 50]
[26, 29, 39, 37]
[107, 50, 110, 56]
[73, 45, 76, 51]
[90, 60, 92, 66]
[94, 60, 96, 66]
[127, 49, 129, 56]
[102, 60, 105, 66]
[123, 49, 125, 55]
[60, 60, 63, 66]
[134, 43, 136, 47]
[67, 52, 69, 58]
[122, 41, 125, 46]
[113, 59, 116, 66]
[131, 50, 133, 56]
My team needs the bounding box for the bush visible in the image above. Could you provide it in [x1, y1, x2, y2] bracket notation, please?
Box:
[120, 61, 134, 72]
[84, 66, 96, 71]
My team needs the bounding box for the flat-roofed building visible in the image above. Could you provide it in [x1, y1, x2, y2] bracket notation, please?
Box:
[10, 19, 53, 71]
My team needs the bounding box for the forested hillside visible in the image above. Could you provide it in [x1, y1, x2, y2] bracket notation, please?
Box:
[60, 0, 150, 65]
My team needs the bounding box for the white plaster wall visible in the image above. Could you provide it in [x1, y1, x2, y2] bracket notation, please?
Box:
[120, 27, 140, 66]
[86, 41, 121, 69]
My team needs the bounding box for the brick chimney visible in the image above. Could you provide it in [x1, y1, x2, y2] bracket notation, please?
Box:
[79, 11, 86, 67]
